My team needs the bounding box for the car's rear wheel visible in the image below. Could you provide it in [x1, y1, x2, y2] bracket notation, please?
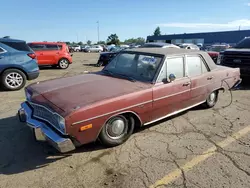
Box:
[99, 115, 135, 147]
[203, 90, 218, 108]
[1, 69, 26, 91]
[58, 58, 69, 69]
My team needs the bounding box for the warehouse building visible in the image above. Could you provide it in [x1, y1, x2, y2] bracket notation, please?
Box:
[146, 29, 250, 46]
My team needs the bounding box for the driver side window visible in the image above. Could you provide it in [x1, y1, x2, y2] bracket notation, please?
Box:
[157, 56, 185, 83]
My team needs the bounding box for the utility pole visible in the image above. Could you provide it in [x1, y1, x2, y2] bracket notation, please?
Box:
[239, 25, 241, 31]
[97, 21, 99, 43]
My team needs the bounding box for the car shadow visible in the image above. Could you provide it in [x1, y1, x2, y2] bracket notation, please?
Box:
[0, 115, 104, 175]
[82, 63, 99, 67]
[39, 66, 58, 70]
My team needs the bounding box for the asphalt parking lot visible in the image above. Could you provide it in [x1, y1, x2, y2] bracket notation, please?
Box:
[0, 52, 250, 188]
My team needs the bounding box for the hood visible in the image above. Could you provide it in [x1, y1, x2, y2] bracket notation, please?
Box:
[222, 48, 250, 55]
[28, 73, 151, 115]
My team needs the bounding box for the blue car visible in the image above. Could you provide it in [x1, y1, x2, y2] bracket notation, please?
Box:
[0, 37, 39, 91]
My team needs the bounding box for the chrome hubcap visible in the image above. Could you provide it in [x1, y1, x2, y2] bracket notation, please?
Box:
[60, 60, 68, 68]
[5, 72, 23, 88]
[106, 119, 126, 139]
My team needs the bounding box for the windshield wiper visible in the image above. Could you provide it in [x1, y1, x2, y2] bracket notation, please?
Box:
[102, 70, 136, 82]
[115, 73, 136, 82]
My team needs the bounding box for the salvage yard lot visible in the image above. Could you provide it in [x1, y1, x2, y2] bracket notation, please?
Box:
[0, 53, 250, 188]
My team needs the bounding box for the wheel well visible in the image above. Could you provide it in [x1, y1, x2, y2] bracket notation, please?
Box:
[121, 112, 142, 128]
[0, 67, 28, 79]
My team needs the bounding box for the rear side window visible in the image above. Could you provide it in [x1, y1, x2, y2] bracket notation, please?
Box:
[28, 44, 46, 51]
[2, 41, 31, 52]
[186, 56, 208, 77]
[45, 44, 59, 50]
[0, 48, 4, 53]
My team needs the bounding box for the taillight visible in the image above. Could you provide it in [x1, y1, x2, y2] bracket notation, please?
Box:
[27, 53, 36, 59]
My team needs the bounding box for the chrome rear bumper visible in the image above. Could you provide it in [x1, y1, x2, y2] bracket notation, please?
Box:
[18, 102, 76, 153]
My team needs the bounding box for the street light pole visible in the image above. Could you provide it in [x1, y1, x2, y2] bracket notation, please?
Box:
[97, 21, 99, 43]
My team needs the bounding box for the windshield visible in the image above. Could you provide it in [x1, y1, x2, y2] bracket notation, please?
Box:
[234, 38, 250, 49]
[102, 52, 163, 82]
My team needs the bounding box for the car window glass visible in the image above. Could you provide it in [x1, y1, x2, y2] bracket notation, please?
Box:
[28, 44, 46, 51]
[186, 56, 203, 77]
[104, 52, 163, 82]
[2, 42, 31, 52]
[0, 48, 4, 52]
[45, 44, 59, 50]
[167, 57, 185, 80]
[156, 62, 166, 83]
[201, 59, 208, 73]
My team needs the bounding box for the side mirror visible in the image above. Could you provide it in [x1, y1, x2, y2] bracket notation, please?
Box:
[169, 73, 176, 82]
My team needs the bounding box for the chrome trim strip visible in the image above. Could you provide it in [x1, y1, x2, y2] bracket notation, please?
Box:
[72, 100, 153, 126]
[28, 101, 66, 135]
[19, 102, 75, 153]
[144, 101, 205, 126]
[153, 89, 190, 102]
[0, 47, 7, 54]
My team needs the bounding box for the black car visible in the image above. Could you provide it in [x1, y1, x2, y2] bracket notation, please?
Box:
[96, 47, 124, 66]
[217, 37, 250, 77]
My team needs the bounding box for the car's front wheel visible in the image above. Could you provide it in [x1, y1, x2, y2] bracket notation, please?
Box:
[203, 90, 218, 108]
[58, 58, 70, 69]
[99, 115, 135, 147]
[1, 69, 26, 91]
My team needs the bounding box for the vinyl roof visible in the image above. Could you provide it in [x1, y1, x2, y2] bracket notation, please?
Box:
[124, 47, 201, 56]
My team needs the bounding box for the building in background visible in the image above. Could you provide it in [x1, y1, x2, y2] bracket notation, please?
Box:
[146, 29, 250, 46]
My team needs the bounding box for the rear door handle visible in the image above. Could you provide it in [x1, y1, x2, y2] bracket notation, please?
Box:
[183, 82, 191, 86]
[207, 76, 213, 80]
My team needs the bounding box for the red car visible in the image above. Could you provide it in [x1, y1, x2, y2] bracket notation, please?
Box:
[28, 42, 73, 69]
[18, 48, 241, 153]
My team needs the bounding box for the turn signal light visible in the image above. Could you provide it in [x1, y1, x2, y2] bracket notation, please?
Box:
[79, 124, 92, 132]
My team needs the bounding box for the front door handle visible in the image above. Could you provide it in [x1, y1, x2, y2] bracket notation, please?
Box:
[183, 82, 191, 86]
[207, 76, 213, 80]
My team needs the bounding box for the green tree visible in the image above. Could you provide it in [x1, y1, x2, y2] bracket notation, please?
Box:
[87, 40, 92, 45]
[97, 41, 106, 45]
[65, 42, 71, 45]
[106, 34, 120, 45]
[153, 26, 161, 36]
[124, 37, 145, 44]
[77, 41, 83, 45]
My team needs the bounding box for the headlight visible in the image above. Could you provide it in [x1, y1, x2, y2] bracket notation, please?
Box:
[25, 89, 32, 101]
[217, 55, 223, 64]
[57, 115, 66, 133]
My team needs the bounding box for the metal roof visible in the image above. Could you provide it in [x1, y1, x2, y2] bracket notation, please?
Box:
[147, 30, 250, 44]
[0, 37, 25, 43]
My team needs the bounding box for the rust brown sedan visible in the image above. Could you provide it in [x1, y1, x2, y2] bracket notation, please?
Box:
[18, 48, 242, 153]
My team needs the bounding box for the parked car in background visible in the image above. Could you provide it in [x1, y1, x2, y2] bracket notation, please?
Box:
[18, 48, 241, 153]
[141, 42, 180, 48]
[206, 44, 230, 63]
[28, 42, 73, 69]
[178, 43, 200, 50]
[217, 37, 250, 77]
[96, 47, 124, 66]
[0, 37, 39, 91]
[84, 45, 103, 52]
[72, 45, 81, 52]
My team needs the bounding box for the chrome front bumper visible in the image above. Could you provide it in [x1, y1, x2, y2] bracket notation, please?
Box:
[18, 102, 76, 153]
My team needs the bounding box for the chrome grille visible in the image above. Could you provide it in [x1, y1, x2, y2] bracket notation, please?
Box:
[29, 102, 62, 133]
